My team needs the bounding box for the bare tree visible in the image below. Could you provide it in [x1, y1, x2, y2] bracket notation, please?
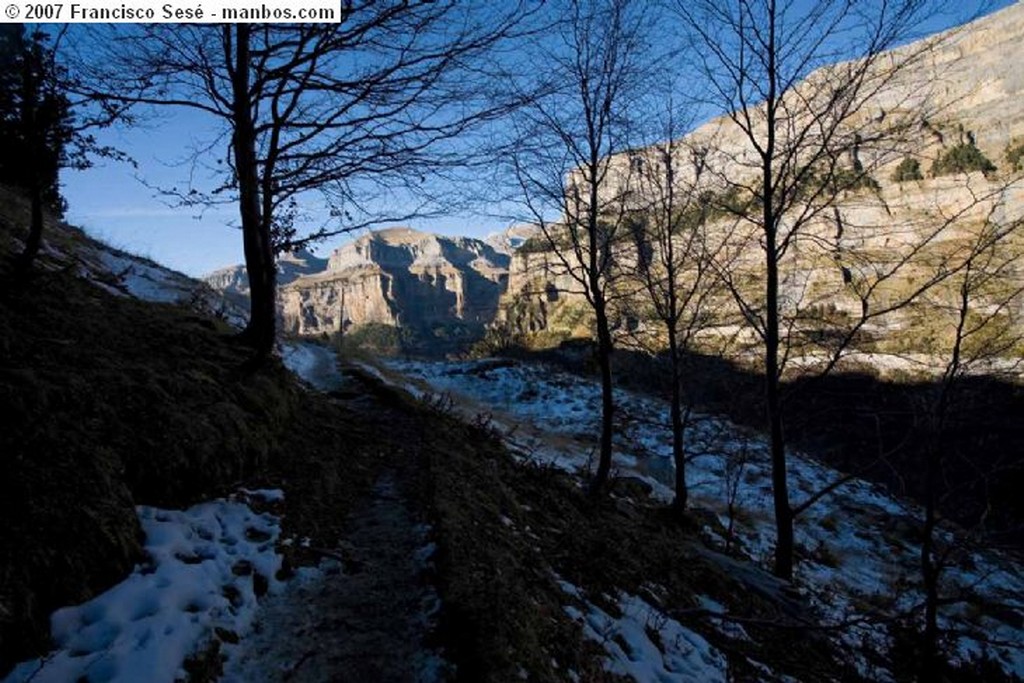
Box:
[79, 7, 532, 357]
[908, 207, 1024, 681]
[620, 129, 735, 512]
[506, 0, 657, 493]
[673, 0, 961, 579]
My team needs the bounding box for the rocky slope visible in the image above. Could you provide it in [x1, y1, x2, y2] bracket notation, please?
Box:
[483, 223, 541, 254]
[499, 2, 1024, 371]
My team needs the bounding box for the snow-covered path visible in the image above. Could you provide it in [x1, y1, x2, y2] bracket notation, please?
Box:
[223, 472, 445, 683]
[246, 341, 448, 682]
[280, 341, 347, 393]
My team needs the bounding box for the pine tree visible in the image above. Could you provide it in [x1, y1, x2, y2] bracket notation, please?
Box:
[0, 25, 74, 272]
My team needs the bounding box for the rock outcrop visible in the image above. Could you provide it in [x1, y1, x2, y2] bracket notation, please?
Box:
[484, 224, 541, 255]
[205, 229, 512, 350]
[279, 228, 509, 338]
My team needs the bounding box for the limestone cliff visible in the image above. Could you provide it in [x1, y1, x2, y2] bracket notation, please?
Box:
[278, 228, 509, 338]
[499, 2, 1024, 369]
[484, 224, 541, 255]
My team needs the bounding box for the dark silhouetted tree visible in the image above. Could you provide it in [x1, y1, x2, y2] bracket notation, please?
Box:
[914, 210, 1023, 682]
[507, 0, 657, 493]
[622, 133, 732, 513]
[1, 25, 127, 274]
[675, 0, 954, 579]
[0, 26, 72, 273]
[83, 7, 533, 357]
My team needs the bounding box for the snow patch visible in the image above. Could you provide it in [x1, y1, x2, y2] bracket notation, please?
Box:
[558, 580, 728, 683]
[4, 492, 283, 683]
[280, 341, 344, 391]
[94, 251, 194, 304]
[56, 235, 247, 326]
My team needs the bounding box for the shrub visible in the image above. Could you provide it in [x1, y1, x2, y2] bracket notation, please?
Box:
[700, 186, 760, 221]
[1006, 139, 1024, 172]
[469, 323, 524, 358]
[516, 235, 552, 254]
[791, 164, 879, 200]
[341, 322, 415, 354]
[931, 142, 996, 177]
[832, 165, 881, 192]
[892, 156, 923, 182]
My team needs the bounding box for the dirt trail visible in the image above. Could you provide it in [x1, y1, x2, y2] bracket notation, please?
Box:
[224, 471, 443, 683]
[226, 344, 447, 683]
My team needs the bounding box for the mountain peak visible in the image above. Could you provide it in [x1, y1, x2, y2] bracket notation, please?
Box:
[369, 226, 430, 245]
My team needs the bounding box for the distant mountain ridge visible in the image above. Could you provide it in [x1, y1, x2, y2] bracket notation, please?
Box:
[280, 228, 509, 341]
[205, 228, 512, 348]
[204, 247, 328, 297]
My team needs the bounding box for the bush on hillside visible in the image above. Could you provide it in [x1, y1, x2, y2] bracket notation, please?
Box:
[931, 142, 996, 177]
[831, 164, 881, 193]
[892, 156, 923, 182]
[1006, 139, 1024, 172]
[341, 322, 417, 354]
[517, 235, 553, 254]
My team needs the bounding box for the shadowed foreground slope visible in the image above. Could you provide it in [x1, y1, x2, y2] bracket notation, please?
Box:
[0, 197, 955, 681]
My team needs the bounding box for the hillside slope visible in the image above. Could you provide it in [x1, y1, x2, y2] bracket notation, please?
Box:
[1, 191, 931, 682]
[0, 194, 384, 673]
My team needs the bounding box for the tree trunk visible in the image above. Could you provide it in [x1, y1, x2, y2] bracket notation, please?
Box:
[669, 327, 687, 513]
[14, 180, 43, 274]
[14, 48, 43, 275]
[766, 217, 793, 580]
[763, 5, 793, 579]
[918, 286, 966, 682]
[229, 25, 276, 358]
[591, 296, 615, 494]
[920, 482, 940, 683]
[920, 386, 949, 683]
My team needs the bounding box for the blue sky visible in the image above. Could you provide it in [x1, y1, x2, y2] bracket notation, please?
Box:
[58, 1, 1013, 277]
[63, 110, 240, 276]
[61, 108, 513, 277]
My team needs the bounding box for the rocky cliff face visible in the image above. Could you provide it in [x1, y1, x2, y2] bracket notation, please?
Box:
[581, 2, 1024, 206]
[278, 228, 509, 340]
[499, 3, 1024, 367]
[205, 229, 512, 349]
[204, 248, 328, 297]
[483, 224, 541, 255]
